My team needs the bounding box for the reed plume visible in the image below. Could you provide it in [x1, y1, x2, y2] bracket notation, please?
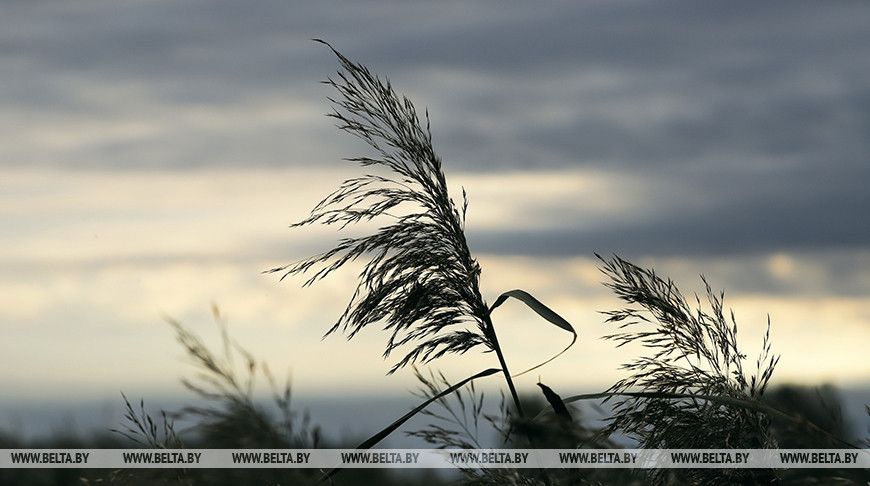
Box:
[268, 40, 492, 375]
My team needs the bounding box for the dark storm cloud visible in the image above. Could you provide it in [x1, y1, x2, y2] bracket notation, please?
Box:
[6, 1, 868, 167]
[469, 159, 870, 258]
[4, 0, 869, 257]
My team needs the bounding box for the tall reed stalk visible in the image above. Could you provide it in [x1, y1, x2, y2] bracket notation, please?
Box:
[268, 41, 575, 423]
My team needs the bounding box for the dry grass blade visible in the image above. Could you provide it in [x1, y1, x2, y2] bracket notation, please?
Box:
[267, 40, 491, 374]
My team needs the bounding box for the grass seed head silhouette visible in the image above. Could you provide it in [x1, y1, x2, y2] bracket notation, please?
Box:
[597, 254, 780, 485]
[269, 40, 491, 374]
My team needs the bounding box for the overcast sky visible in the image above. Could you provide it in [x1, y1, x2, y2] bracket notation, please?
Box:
[5, 0, 869, 258]
[2, 0, 869, 422]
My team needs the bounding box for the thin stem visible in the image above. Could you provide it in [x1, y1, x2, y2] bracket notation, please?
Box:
[484, 314, 525, 418]
[486, 317, 554, 484]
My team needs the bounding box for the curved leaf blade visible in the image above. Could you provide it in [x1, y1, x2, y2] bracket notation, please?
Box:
[489, 289, 577, 376]
[318, 367, 500, 483]
[490, 289, 574, 333]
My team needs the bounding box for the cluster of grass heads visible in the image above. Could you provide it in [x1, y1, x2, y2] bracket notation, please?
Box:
[267, 41, 869, 485]
[594, 257, 779, 485]
[69, 41, 868, 486]
[67, 308, 441, 486]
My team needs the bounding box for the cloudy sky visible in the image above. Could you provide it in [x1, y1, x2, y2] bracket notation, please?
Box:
[2, 0, 869, 419]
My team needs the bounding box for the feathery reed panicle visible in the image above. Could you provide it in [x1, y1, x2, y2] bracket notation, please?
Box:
[600, 255, 779, 401]
[598, 254, 780, 485]
[268, 41, 490, 373]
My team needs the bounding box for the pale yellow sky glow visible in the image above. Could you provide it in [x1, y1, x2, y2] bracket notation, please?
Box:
[2, 168, 868, 403]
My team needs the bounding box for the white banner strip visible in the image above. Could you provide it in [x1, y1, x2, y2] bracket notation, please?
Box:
[2, 449, 869, 469]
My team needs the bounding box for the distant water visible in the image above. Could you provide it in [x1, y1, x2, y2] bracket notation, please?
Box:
[0, 394, 435, 447]
[2, 388, 868, 447]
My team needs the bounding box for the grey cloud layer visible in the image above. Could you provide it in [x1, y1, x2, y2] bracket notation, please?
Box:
[4, 0, 869, 258]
